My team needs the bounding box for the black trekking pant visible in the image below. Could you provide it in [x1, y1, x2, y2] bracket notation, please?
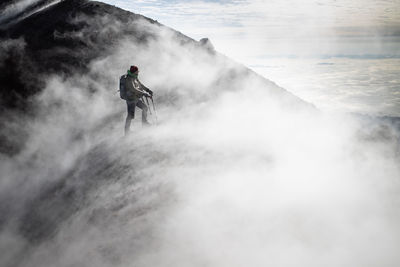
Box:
[125, 99, 149, 134]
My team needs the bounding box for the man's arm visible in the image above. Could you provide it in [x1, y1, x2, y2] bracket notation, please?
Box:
[129, 79, 146, 97]
[138, 80, 153, 96]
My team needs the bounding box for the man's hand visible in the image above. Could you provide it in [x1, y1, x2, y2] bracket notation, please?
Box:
[147, 89, 154, 97]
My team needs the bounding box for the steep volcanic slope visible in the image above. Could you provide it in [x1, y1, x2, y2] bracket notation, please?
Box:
[0, 0, 312, 155]
[0, 0, 160, 110]
[1, 1, 399, 267]
[0, 0, 309, 110]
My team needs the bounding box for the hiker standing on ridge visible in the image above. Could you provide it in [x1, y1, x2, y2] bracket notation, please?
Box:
[120, 65, 154, 135]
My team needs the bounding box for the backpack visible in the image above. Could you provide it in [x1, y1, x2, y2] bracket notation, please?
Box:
[119, 74, 127, 100]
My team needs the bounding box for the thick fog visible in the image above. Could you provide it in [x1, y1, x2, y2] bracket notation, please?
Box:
[1, 11, 400, 267]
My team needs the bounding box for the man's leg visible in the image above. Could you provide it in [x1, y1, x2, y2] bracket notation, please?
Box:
[125, 114, 132, 135]
[136, 99, 149, 124]
[125, 101, 136, 135]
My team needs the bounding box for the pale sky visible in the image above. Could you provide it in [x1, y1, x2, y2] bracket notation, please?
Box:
[102, 0, 400, 61]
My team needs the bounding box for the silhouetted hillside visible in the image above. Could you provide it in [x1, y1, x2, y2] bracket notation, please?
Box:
[0, 0, 164, 110]
[0, 0, 313, 155]
[0, 0, 58, 27]
[0, 0, 310, 111]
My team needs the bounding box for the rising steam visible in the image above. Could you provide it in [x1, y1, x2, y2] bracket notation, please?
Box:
[0, 3, 399, 267]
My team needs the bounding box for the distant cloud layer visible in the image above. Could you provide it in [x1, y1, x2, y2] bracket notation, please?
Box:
[251, 58, 400, 116]
[104, 0, 400, 116]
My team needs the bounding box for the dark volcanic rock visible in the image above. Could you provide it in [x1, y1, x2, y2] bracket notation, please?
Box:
[199, 37, 215, 53]
[0, 0, 163, 111]
[0, 0, 58, 27]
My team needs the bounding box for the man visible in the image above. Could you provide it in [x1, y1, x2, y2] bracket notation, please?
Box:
[124, 65, 153, 135]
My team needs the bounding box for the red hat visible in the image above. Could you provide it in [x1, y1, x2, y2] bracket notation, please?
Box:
[130, 65, 139, 73]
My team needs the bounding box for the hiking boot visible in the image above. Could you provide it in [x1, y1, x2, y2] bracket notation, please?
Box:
[142, 121, 151, 127]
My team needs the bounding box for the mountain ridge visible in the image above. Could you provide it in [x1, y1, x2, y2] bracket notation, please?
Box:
[0, 0, 314, 155]
[0, 0, 312, 111]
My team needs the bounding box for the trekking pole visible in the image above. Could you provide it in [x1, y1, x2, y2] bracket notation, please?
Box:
[150, 96, 158, 124]
[143, 96, 152, 115]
